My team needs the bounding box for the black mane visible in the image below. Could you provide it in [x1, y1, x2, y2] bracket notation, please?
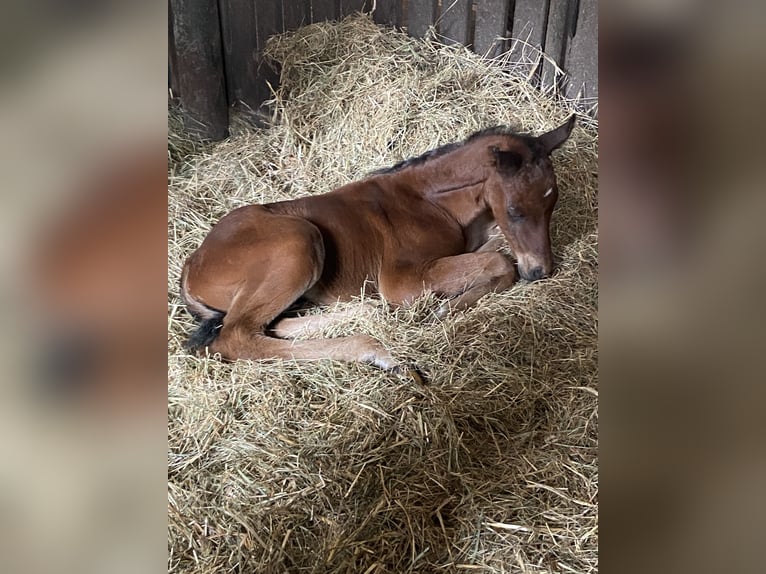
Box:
[371, 126, 542, 175]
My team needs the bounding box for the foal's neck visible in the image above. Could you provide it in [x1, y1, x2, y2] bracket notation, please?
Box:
[407, 145, 491, 228]
[408, 144, 488, 191]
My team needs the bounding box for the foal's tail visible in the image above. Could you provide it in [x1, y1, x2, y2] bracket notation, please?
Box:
[184, 311, 225, 352]
[179, 265, 226, 353]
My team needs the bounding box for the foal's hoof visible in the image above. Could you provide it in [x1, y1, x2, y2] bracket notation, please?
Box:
[391, 364, 426, 385]
[434, 303, 452, 321]
[422, 302, 451, 324]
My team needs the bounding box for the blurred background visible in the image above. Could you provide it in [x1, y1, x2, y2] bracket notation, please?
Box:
[599, 1, 766, 572]
[0, 2, 165, 573]
[0, 0, 764, 572]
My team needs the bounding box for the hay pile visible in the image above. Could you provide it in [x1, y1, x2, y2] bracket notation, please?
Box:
[168, 15, 597, 574]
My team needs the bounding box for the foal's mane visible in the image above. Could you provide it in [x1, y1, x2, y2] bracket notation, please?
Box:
[372, 126, 542, 175]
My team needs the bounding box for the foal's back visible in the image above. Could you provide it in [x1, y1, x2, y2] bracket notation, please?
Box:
[263, 176, 466, 300]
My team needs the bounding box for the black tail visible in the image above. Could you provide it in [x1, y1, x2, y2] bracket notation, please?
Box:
[184, 310, 225, 352]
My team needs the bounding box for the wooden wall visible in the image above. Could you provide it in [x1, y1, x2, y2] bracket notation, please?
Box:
[169, 0, 597, 139]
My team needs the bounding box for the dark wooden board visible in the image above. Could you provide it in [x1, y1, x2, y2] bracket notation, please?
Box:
[170, 0, 228, 139]
[254, 0, 283, 105]
[168, 0, 180, 98]
[439, 0, 472, 46]
[373, 0, 402, 28]
[473, 0, 511, 57]
[509, 0, 549, 70]
[541, 0, 569, 91]
[511, 0, 548, 47]
[407, 0, 437, 38]
[564, 0, 597, 102]
[284, 0, 311, 30]
[218, 0, 260, 108]
[340, 0, 372, 18]
[312, 0, 339, 22]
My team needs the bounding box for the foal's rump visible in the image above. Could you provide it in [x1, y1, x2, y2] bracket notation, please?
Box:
[181, 205, 326, 346]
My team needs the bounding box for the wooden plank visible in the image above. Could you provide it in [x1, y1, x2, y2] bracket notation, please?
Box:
[373, 0, 402, 28]
[510, 0, 549, 66]
[407, 0, 437, 38]
[473, 0, 512, 58]
[564, 0, 597, 103]
[312, 0, 339, 22]
[283, 0, 310, 30]
[439, 0, 472, 46]
[340, 0, 371, 18]
[219, 0, 259, 108]
[254, 1, 283, 105]
[168, 0, 180, 98]
[541, 0, 569, 91]
[170, 0, 228, 139]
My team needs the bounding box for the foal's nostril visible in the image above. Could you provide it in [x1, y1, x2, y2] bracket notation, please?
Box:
[525, 266, 546, 281]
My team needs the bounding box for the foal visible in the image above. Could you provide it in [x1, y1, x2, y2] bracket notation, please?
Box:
[181, 116, 575, 371]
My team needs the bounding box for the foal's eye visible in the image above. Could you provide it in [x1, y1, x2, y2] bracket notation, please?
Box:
[509, 211, 525, 223]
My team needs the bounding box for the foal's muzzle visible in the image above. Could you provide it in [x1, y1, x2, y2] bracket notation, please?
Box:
[520, 266, 548, 282]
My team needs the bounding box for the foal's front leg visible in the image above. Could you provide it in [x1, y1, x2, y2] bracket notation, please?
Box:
[424, 252, 517, 318]
[476, 231, 504, 253]
[380, 252, 516, 317]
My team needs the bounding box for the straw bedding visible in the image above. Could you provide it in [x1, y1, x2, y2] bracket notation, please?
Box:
[168, 15, 597, 574]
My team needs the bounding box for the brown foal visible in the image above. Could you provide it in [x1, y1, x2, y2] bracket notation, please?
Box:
[181, 116, 575, 371]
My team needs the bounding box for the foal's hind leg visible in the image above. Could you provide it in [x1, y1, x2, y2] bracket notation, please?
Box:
[186, 210, 401, 370]
[269, 305, 379, 339]
[213, 325, 398, 369]
[209, 279, 397, 369]
[266, 306, 422, 381]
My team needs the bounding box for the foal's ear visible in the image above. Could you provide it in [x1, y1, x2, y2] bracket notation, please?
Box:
[490, 146, 524, 175]
[538, 114, 576, 154]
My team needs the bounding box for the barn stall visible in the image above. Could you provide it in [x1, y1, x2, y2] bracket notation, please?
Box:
[168, 3, 597, 573]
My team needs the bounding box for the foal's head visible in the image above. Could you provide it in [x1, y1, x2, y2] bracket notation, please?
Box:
[482, 116, 576, 281]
